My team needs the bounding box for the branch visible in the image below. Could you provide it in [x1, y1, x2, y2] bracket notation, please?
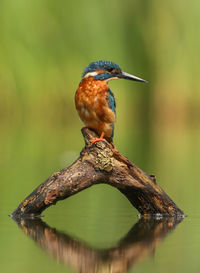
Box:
[11, 128, 184, 218]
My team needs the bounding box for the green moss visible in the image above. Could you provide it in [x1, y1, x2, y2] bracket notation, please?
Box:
[95, 150, 113, 172]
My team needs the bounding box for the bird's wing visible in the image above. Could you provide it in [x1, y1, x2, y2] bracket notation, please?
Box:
[107, 88, 116, 114]
[106, 89, 116, 137]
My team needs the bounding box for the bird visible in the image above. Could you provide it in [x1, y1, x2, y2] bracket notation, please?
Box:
[75, 60, 147, 144]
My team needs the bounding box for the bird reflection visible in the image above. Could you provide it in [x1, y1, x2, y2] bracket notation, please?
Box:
[13, 216, 183, 273]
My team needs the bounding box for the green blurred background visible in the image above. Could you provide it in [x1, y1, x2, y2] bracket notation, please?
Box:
[0, 0, 200, 272]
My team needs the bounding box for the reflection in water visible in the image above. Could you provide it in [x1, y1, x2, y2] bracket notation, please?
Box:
[13, 217, 183, 273]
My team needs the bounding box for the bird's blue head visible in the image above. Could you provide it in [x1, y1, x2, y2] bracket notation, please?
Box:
[82, 60, 147, 82]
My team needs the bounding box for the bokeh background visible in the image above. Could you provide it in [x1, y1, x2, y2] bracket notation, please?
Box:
[0, 0, 200, 273]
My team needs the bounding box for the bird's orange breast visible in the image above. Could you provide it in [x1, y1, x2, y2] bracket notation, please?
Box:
[75, 78, 115, 139]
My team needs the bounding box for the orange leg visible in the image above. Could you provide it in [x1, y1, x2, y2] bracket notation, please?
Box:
[91, 132, 105, 144]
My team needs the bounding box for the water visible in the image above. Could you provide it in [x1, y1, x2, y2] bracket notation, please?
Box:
[11, 216, 184, 273]
[1, 123, 200, 273]
[0, 0, 200, 271]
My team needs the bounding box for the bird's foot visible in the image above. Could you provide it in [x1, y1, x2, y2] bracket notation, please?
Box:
[91, 132, 105, 144]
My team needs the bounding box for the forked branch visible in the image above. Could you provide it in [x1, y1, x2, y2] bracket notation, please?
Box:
[11, 128, 184, 218]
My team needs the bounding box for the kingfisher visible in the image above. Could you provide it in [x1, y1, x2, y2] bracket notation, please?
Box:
[75, 60, 147, 143]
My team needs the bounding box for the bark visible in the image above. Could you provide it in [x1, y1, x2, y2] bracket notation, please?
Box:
[11, 128, 184, 218]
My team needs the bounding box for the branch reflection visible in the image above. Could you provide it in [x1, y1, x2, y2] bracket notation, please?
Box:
[13, 216, 183, 273]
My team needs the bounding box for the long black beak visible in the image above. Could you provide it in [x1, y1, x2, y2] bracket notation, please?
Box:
[118, 71, 147, 83]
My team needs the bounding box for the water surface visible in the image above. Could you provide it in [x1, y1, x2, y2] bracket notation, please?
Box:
[1, 124, 200, 273]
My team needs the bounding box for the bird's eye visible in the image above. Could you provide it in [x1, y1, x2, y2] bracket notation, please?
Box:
[107, 67, 114, 73]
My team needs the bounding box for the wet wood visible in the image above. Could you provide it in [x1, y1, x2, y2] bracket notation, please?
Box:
[11, 128, 184, 218]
